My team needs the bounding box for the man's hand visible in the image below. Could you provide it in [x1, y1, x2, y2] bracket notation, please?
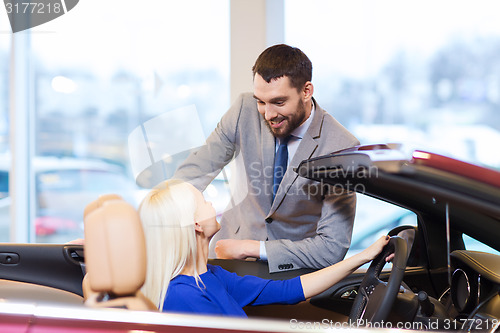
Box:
[215, 239, 260, 260]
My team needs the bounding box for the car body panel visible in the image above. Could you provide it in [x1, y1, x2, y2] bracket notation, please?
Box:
[0, 303, 300, 333]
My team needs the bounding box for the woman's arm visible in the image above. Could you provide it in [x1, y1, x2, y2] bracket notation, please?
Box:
[300, 236, 390, 299]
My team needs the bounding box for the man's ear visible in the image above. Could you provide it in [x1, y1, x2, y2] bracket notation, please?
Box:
[302, 81, 314, 101]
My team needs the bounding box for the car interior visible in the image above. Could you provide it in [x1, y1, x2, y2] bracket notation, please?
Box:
[0, 147, 500, 331]
[0, 213, 496, 329]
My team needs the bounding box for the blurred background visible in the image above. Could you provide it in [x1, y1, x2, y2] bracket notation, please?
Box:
[0, 0, 499, 251]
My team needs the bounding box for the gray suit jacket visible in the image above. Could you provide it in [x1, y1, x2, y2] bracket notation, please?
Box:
[174, 93, 360, 273]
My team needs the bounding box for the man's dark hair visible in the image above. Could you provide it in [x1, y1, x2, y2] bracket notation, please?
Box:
[252, 44, 312, 91]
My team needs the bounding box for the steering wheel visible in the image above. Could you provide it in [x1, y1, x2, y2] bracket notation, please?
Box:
[348, 236, 408, 324]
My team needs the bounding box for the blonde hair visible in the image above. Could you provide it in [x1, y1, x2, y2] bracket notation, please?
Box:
[138, 179, 201, 311]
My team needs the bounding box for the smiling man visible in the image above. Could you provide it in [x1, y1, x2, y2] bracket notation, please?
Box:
[254, 75, 311, 138]
[173, 44, 359, 273]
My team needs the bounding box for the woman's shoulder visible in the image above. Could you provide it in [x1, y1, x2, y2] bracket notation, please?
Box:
[206, 263, 225, 274]
[165, 275, 205, 302]
[168, 274, 197, 288]
[206, 264, 236, 280]
[163, 277, 208, 313]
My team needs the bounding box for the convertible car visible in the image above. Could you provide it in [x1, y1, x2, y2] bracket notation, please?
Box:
[0, 144, 499, 332]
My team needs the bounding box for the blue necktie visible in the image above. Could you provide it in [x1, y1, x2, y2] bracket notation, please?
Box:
[273, 135, 292, 201]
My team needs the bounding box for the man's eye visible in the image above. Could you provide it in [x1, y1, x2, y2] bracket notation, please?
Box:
[256, 100, 265, 105]
[275, 101, 284, 106]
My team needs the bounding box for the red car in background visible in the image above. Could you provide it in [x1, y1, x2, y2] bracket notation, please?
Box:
[0, 156, 146, 242]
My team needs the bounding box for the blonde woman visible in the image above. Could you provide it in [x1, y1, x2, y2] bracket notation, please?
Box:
[139, 179, 390, 317]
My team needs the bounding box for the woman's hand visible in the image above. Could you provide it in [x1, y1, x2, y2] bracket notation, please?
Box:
[360, 235, 391, 263]
[300, 235, 393, 299]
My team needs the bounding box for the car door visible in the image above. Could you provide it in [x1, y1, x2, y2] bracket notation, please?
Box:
[0, 243, 85, 300]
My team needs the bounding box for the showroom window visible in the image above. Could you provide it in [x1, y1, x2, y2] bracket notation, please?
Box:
[3, 0, 229, 243]
[285, 0, 500, 170]
[286, 0, 500, 256]
[0, 13, 10, 241]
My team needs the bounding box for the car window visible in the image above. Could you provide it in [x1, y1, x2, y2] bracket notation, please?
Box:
[349, 193, 417, 252]
[463, 234, 500, 255]
[346, 193, 417, 268]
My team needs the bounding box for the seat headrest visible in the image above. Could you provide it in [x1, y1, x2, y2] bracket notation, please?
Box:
[84, 200, 146, 296]
[83, 194, 124, 219]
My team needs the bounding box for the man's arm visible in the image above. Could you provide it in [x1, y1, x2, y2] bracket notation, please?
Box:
[173, 94, 245, 190]
[214, 191, 356, 273]
[214, 239, 260, 259]
[265, 191, 356, 273]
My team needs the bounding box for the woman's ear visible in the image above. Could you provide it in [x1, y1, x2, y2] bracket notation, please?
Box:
[194, 222, 203, 233]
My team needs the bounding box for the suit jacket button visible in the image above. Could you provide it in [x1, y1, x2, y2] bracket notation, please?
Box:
[278, 264, 284, 270]
[265, 217, 273, 223]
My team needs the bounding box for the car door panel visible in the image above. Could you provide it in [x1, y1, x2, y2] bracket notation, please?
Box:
[0, 244, 84, 296]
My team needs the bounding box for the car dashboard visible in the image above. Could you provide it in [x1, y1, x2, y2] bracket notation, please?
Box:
[443, 250, 500, 331]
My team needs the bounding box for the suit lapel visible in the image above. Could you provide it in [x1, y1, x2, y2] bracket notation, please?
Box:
[261, 117, 275, 202]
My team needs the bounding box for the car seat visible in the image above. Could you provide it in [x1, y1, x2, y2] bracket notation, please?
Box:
[83, 197, 156, 311]
[81, 194, 124, 300]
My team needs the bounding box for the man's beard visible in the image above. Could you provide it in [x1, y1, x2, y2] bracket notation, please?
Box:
[265, 100, 308, 138]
